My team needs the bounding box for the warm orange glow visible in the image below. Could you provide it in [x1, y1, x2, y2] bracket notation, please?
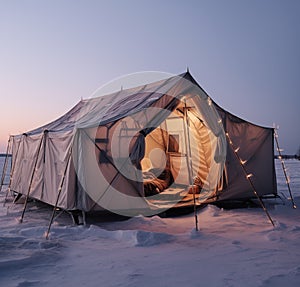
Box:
[234, 147, 240, 153]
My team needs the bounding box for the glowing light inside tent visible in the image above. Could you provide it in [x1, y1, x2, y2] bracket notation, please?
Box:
[234, 147, 240, 153]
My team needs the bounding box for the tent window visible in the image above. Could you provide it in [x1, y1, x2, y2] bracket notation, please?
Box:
[168, 134, 179, 153]
[166, 118, 185, 155]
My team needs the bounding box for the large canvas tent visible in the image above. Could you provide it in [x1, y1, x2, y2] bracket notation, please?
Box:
[5, 72, 277, 217]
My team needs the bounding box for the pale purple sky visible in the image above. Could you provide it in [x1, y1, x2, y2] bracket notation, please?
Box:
[1, 0, 299, 154]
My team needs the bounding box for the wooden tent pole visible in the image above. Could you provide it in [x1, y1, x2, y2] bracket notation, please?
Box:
[183, 100, 198, 231]
[0, 136, 12, 194]
[226, 132, 275, 226]
[45, 145, 72, 239]
[274, 129, 296, 209]
[19, 133, 45, 223]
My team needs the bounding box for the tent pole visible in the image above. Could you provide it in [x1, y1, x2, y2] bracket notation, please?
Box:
[183, 100, 198, 231]
[45, 145, 72, 239]
[274, 129, 296, 209]
[226, 132, 275, 226]
[0, 136, 12, 195]
[19, 133, 45, 223]
[41, 128, 48, 200]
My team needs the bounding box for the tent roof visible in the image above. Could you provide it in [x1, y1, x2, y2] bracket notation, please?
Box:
[19, 71, 272, 136]
[24, 72, 194, 135]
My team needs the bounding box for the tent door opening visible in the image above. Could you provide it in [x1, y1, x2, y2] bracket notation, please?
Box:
[141, 102, 213, 202]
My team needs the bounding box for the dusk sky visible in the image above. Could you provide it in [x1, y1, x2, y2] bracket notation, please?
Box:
[1, 0, 299, 154]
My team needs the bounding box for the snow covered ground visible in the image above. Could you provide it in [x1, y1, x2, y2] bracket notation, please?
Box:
[0, 159, 300, 287]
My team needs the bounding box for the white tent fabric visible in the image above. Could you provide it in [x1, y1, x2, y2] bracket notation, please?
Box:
[8, 72, 277, 216]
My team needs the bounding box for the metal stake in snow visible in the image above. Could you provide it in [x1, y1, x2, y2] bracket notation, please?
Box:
[226, 132, 275, 227]
[274, 128, 296, 209]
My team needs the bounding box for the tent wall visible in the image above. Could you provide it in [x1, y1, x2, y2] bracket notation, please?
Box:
[43, 131, 76, 209]
[215, 106, 277, 201]
[72, 126, 149, 213]
[10, 131, 76, 210]
[10, 134, 44, 198]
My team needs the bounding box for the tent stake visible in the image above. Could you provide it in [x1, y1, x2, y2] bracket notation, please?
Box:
[45, 146, 72, 239]
[20, 133, 45, 223]
[226, 132, 275, 227]
[274, 129, 296, 209]
[0, 137, 12, 195]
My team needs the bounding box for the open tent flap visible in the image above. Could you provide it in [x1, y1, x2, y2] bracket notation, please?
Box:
[73, 94, 226, 212]
[140, 96, 226, 204]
